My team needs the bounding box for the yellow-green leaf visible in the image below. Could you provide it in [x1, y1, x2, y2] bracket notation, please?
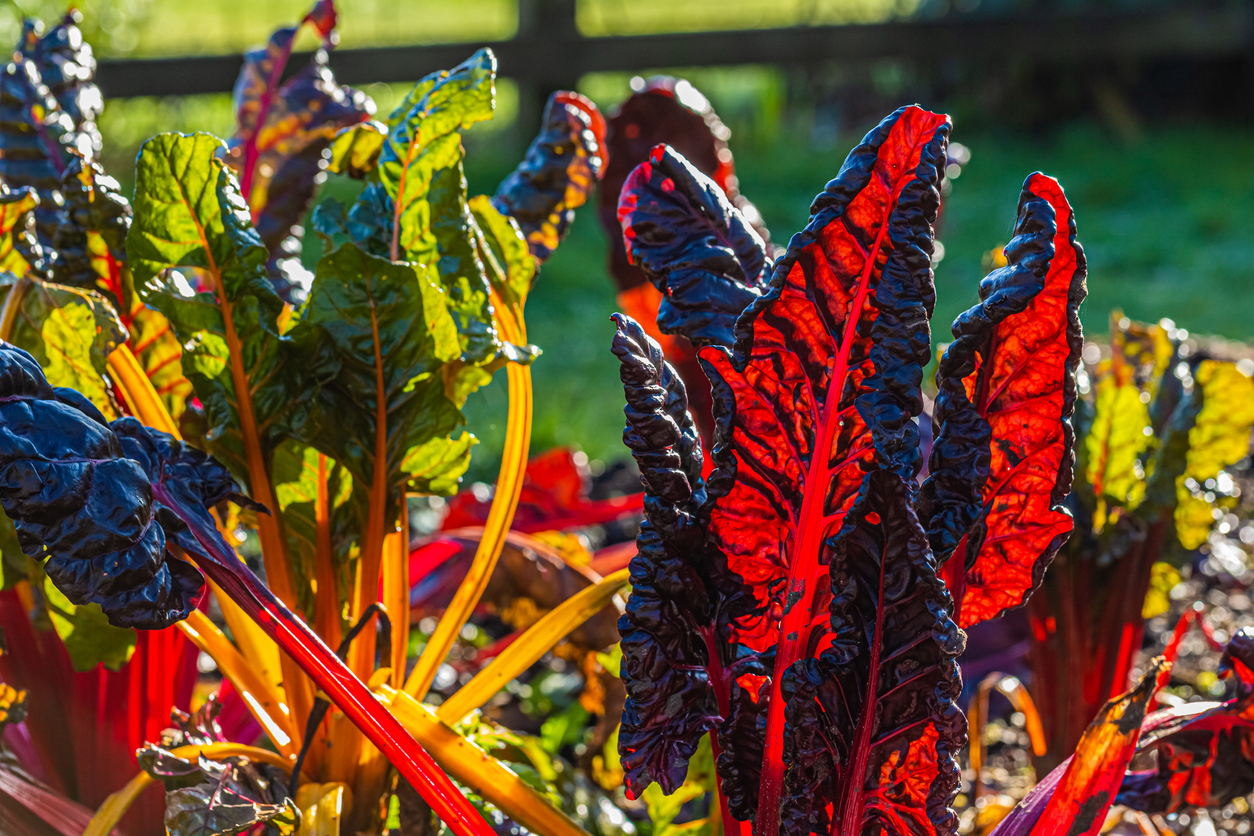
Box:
[328, 121, 387, 178]
[1175, 360, 1254, 549]
[42, 574, 136, 672]
[1, 276, 125, 419]
[1085, 372, 1150, 522]
[1142, 562, 1182, 619]
[0, 186, 38, 277]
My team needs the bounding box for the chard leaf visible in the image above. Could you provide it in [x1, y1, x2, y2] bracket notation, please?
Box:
[0, 342, 203, 628]
[468, 194, 535, 313]
[920, 173, 1086, 628]
[696, 106, 955, 832]
[611, 314, 720, 797]
[127, 132, 324, 482]
[402, 432, 476, 496]
[378, 48, 495, 266]
[50, 153, 194, 419]
[1173, 360, 1254, 549]
[782, 472, 963, 836]
[491, 91, 605, 263]
[1117, 629, 1254, 813]
[617, 143, 770, 348]
[0, 186, 39, 276]
[328, 120, 387, 178]
[0, 45, 73, 268]
[229, 0, 373, 301]
[163, 763, 299, 836]
[641, 734, 715, 836]
[1086, 370, 1150, 515]
[19, 12, 101, 160]
[41, 572, 136, 671]
[1, 275, 125, 419]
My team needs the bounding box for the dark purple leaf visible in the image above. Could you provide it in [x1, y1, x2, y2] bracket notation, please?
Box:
[617, 144, 771, 348]
[611, 313, 721, 797]
[491, 90, 605, 263]
[19, 12, 102, 160]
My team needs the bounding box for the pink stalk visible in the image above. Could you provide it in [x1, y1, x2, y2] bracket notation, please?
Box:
[156, 483, 492, 836]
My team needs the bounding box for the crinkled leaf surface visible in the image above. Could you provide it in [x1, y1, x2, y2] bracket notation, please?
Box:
[290, 242, 464, 524]
[0, 342, 202, 628]
[617, 144, 770, 348]
[1, 275, 125, 419]
[611, 314, 720, 797]
[492, 90, 605, 263]
[20, 12, 101, 159]
[328, 120, 387, 178]
[1085, 370, 1150, 514]
[920, 173, 1085, 628]
[696, 106, 956, 834]
[468, 194, 535, 314]
[127, 132, 322, 482]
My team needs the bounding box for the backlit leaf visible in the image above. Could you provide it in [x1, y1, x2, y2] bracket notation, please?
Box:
[492, 91, 606, 263]
[328, 120, 386, 178]
[1174, 360, 1254, 549]
[1, 275, 125, 419]
[617, 144, 771, 349]
[469, 194, 535, 313]
[41, 572, 136, 672]
[0, 186, 39, 276]
[921, 173, 1086, 629]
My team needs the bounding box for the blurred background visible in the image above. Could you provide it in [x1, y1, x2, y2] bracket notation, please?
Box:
[12, 0, 1252, 478]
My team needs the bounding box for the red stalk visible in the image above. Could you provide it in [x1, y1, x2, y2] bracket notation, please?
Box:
[157, 483, 494, 836]
[699, 626, 741, 836]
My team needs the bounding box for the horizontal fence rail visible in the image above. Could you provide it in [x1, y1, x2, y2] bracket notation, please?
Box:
[95, 6, 1254, 98]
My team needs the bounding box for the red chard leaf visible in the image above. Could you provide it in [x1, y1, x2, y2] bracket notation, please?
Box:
[229, 0, 373, 301]
[698, 105, 953, 834]
[781, 471, 964, 836]
[611, 314, 722, 797]
[921, 173, 1086, 628]
[618, 143, 772, 349]
[492, 91, 606, 263]
[1118, 628, 1254, 814]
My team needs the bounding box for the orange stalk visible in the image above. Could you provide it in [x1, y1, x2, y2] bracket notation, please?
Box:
[313, 453, 342, 649]
[384, 514, 411, 687]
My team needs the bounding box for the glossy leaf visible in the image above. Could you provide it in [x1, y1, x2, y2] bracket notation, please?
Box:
[1, 275, 125, 419]
[1118, 627, 1254, 813]
[598, 76, 770, 297]
[229, 0, 373, 301]
[641, 734, 716, 836]
[41, 572, 137, 672]
[0, 186, 39, 276]
[780, 472, 964, 836]
[128, 132, 322, 486]
[694, 107, 951, 834]
[469, 194, 535, 313]
[0, 45, 71, 267]
[920, 173, 1086, 628]
[19, 12, 101, 160]
[618, 144, 771, 349]
[611, 314, 721, 797]
[0, 342, 203, 628]
[1173, 360, 1254, 549]
[292, 242, 465, 523]
[492, 90, 606, 263]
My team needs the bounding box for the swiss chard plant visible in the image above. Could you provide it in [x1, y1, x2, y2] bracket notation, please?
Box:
[0, 4, 634, 836]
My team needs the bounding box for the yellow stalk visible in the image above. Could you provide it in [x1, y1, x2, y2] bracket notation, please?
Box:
[106, 345, 178, 435]
[297, 782, 352, 836]
[176, 610, 296, 756]
[383, 518, 411, 687]
[0, 277, 30, 341]
[969, 672, 1047, 799]
[406, 303, 531, 698]
[379, 685, 592, 836]
[438, 568, 629, 724]
[83, 743, 294, 836]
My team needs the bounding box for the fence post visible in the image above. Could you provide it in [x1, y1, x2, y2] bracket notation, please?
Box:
[514, 0, 581, 140]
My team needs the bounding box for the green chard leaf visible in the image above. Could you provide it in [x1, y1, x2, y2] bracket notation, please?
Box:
[0, 274, 125, 419]
[0, 185, 39, 276]
[328, 120, 387, 179]
[126, 132, 330, 481]
[290, 242, 468, 525]
[42, 573, 136, 672]
[468, 193, 536, 314]
[0, 506, 26, 591]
